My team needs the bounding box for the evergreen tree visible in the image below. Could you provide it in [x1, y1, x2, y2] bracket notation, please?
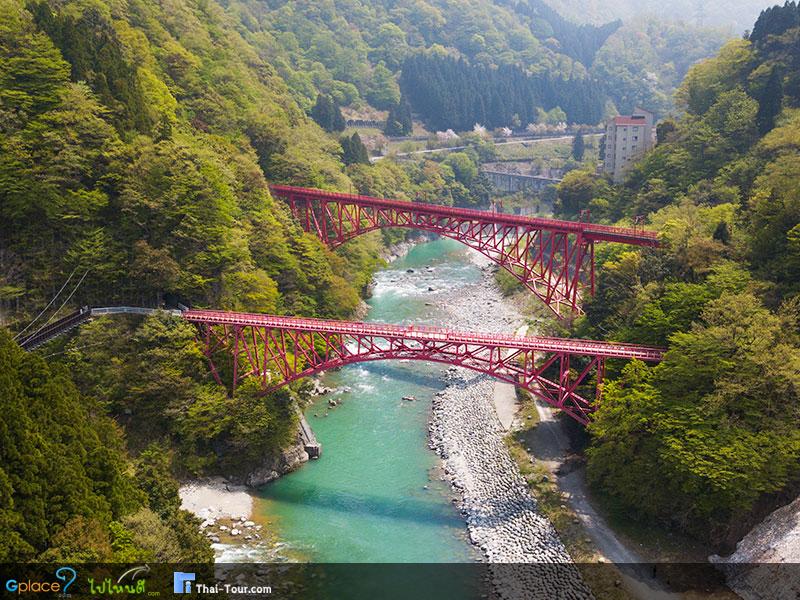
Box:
[713, 221, 731, 245]
[310, 94, 345, 132]
[399, 54, 604, 131]
[384, 97, 412, 136]
[756, 66, 783, 135]
[656, 119, 677, 144]
[571, 131, 585, 161]
[341, 132, 369, 165]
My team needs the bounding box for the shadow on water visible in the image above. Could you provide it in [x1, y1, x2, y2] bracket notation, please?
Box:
[354, 362, 445, 389]
[262, 480, 461, 527]
[264, 477, 538, 532]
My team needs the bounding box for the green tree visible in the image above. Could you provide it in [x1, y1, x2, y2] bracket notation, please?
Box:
[385, 97, 412, 136]
[341, 132, 369, 165]
[0, 1, 70, 121]
[590, 293, 800, 538]
[0, 330, 144, 560]
[443, 152, 478, 187]
[135, 444, 181, 520]
[555, 170, 607, 217]
[310, 94, 345, 132]
[755, 66, 783, 135]
[365, 63, 400, 110]
[571, 131, 585, 161]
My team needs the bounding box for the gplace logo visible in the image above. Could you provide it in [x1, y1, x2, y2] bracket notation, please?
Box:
[5, 566, 77, 595]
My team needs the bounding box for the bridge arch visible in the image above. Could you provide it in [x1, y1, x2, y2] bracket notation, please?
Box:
[186, 309, 664, 425]
[18, 307, 664, 425]
[324, 220, 584, 319]
[270, 185, 659, 319]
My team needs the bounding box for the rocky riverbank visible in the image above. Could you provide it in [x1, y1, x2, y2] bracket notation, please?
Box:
[179, 477, 280, 561]
[427, 253, 592, 598]
[179, 427, 310, 560]
[380, 234, 429, 263]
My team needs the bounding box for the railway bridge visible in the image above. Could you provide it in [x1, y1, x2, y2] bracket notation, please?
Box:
[19, 307, 664, 424]
[270, 186, 659, 318]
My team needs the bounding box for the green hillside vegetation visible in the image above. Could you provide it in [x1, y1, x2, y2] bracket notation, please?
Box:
[226, 1, 731, 129]
[593, 17, 730, 115]
[553, 4, 800, 548]
[0, 329, 212, 561]
[0, 0, 506, 562]
[224, 0, 622, 128]
[0, 0, 382, 561]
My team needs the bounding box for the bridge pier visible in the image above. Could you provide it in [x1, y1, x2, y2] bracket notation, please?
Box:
[298, 411, 321, 458]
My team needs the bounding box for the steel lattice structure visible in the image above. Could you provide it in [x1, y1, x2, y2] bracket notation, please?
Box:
[184, 309, 664, 424]
[270, 185, 660, 319]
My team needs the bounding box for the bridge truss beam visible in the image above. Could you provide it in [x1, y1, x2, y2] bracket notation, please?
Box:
[186, 310, 664, 425]
[271, 186, 659, 319]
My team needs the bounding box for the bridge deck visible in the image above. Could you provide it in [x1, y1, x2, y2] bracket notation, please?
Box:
[182, 309, 664, 362]
[270, 185, 660, 247]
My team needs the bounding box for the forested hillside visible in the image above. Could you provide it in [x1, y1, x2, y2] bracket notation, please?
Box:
[593, 17, 730, 114]
[0, 329, 213, 561]
[554, 3, 800, 549]
[0, 0, 504, 561]
[399, 54, 604, 130]
[0, 0, 382, 321]
[0, 0, 380, 562]
[226, 0, 623, 128]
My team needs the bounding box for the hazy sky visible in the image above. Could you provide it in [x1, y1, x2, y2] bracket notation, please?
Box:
[545, 0, 774, 32]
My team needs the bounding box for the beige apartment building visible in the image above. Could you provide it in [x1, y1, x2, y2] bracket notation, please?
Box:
[603, 108, 655, 182]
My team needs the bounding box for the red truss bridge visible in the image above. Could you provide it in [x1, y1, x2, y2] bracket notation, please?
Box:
[270, 185, 660, 319]
[185, 309, 665, 424]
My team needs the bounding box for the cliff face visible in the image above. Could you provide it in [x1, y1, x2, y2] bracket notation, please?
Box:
[244, 435, 310, 488]
[711, 493, 800, 599]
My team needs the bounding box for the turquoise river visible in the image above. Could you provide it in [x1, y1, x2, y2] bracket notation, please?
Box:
[255, 238, 484, 567]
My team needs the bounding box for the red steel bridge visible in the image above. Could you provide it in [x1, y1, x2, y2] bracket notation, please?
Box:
[19, 307, 664, 424]
[270, 185, 660, 318]
[184, 309, 664, 424]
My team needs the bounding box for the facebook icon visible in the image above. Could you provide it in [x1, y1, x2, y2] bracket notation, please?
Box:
[173, 572, 195, 593]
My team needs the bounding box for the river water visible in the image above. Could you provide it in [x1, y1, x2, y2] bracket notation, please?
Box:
[254, 238, 482, 564]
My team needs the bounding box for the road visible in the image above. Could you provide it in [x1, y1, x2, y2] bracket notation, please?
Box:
[372, 133, 603, 162]
[530, 399, 681, 600]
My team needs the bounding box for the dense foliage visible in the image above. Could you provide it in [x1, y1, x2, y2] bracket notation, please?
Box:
[228, 0, 608, 112]
[400, 53, 605, 130]
[0, 0, 388, 561]
[341, 132, 370, 165]
[502, 0, 621, 67]
[384, 97, 413, 136]
[0, 0, 379, 321]
[311, 94, 346, 132]
[0, 329, 212, 561]
[226, 0, 717, 128]
[592, 17, 730, 115]
[559, 4, 800, 547]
